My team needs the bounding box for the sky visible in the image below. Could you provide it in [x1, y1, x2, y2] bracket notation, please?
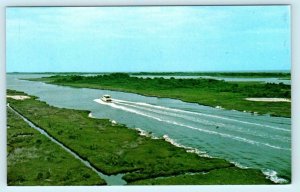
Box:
[6, 6, 291, 72]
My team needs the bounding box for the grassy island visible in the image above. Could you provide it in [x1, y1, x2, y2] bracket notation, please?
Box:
[130, 72, 291, 78]
[29, 73, 291, 117]
[7, 89, 273, 185]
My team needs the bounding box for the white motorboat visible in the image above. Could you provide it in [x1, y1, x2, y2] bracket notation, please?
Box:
[101, 95, 112, 102]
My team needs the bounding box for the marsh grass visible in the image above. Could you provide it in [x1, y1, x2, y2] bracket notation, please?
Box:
[7, 105, 105, 186]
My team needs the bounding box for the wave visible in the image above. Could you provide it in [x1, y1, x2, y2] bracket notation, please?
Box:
[135, 128, 159, 139]
[262, 169, 289, 184]
[88, 112, 95, 118]
[162, 134, 212, 158]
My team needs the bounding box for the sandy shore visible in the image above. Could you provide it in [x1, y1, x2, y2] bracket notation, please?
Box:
[7, 95, 31, 100]
[245, 98, 291, 102]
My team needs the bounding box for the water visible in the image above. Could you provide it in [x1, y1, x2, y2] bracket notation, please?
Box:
[132, 75, 291, 85]
[7, 74, 291, 182]
[7, 104, 126, 185]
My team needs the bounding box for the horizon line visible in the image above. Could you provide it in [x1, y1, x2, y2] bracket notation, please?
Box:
[6, 70, 291, 74]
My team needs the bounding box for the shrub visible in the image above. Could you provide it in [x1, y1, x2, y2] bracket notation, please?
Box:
[36, 172, 44, 180]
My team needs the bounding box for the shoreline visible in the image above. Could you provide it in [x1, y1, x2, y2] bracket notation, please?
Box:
[245, 98, 291, 102]
[135, 127, 288, 184]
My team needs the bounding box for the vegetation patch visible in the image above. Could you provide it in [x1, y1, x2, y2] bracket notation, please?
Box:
[130, 72, 291, 78]
[7, 105, 106, 186]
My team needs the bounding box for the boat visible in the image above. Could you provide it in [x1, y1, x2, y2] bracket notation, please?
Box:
[101, 95, 112, 102]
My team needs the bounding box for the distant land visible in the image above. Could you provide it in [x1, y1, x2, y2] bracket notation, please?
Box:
[7, 71, 290, 76]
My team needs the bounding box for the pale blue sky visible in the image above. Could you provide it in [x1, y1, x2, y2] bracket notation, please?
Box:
[6, 6, 291, 72]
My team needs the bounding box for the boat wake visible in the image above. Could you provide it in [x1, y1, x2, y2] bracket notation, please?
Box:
[113, 99, 290, 132]
[94, 99, 290, 151]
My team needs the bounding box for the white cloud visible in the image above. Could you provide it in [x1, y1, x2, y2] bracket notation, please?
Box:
[7, 6, 234, 41]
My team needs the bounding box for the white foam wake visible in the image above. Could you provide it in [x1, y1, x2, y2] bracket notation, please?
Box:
[94, 99, 290, 151]
[114, 100, 226, 127]
[113, 101, 290, 141]
[113, 99, 290, 132]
